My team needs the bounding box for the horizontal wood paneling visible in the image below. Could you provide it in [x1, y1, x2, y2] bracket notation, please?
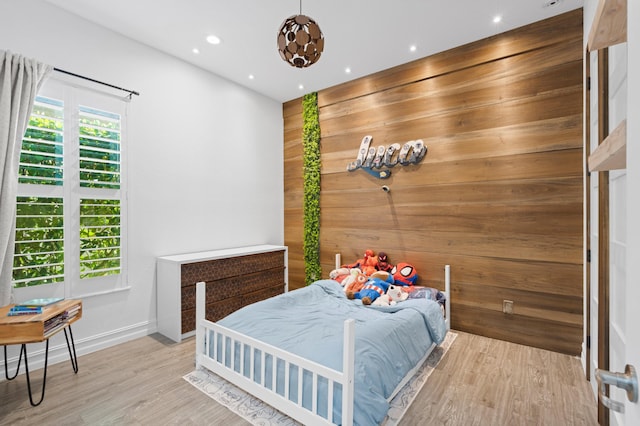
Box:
[319, 87, 583, 140]
[283, 10, 584, 354]
[318, 9, 583, 106]
[319, 61, 582, 137]
[453, 304, 583, 355]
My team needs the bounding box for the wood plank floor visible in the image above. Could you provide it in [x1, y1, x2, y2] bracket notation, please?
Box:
[0, 331, 597, 425]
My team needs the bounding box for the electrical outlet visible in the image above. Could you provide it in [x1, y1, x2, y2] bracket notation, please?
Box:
[503, 300, 514, 314]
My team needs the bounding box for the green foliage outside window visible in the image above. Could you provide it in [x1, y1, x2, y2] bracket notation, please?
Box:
[19, 101, 64, 185]
[302, 92, 321, 285]
[13, 197, 65, 288]
[79, 105, 121, 189]
[80, 199, 121, 279]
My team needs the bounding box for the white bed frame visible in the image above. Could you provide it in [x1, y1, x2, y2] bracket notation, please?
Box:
[194, 264, 451, 426]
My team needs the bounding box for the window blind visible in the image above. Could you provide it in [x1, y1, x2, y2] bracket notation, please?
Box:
[79, 105, 121, 189]
[80, 198, 121, 279]
[18, 97, 64, 186]
[13, 197, 65, 288]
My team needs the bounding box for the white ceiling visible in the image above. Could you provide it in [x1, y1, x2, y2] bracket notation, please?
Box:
[44, 0, 584, 103]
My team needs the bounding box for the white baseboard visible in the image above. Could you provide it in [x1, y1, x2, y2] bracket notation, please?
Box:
[1, 321, 156, 380]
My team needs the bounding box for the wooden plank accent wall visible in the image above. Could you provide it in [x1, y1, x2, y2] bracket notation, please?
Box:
[283, 10, 584, 355]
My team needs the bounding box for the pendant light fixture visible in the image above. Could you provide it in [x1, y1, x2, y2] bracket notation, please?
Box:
[277, 0, 324, 68]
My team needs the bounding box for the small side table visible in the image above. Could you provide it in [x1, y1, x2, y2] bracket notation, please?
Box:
[0, 299, 82, 406]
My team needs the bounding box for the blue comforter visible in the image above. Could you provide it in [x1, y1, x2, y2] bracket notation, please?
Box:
[216, 279, 447, 425]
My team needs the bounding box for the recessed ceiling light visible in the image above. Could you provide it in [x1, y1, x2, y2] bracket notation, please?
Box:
[248, 74, 255, 80]
[192, 48, 200, 54]
[206, 35, 221, 45]
[298, 84, 304, 90]
[345, 67, 351, 74]
[493, 15, 502, 24]
[410, 45, 417, 52]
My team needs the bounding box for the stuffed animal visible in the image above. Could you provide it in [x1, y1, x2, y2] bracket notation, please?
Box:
[371, 284, 409, 306]
[329, 267, 368, 293]
[371, 294, 393, 307]
[329, 267, 356, 283]
[387, 284, 409, 303]
[369, 270, 394, 284]
[342, 269, 369, 294]
[391, 262, 418, 286]
[346, 277, 390, 305]
[376, 251, 393, 273]
[343, 249, 378, 276]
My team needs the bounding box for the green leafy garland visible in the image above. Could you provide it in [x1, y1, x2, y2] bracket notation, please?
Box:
[302, 92, 321, 285]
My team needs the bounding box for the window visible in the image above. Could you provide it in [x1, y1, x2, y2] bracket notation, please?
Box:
[12, 80, 128, 297]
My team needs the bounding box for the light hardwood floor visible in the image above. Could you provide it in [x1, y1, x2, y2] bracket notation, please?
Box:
[0, 331, 597, 425]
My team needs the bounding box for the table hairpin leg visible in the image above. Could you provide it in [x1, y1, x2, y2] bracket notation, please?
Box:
[2, 325, 78, 406]
[23, 339, 49, 407]
[63, 326, 79, 373]
[4, 343, 48, 406]
[4, 344, 26, 380]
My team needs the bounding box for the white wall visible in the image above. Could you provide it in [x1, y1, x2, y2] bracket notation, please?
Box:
[1, 0, 284, 366]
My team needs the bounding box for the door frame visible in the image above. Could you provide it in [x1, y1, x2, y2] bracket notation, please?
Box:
[585, 45, 591, 383]
[596, 47, 611, 426]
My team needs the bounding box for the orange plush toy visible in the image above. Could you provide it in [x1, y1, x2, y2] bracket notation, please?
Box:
[344, 249, 378, 276]
[342, 269, 369, 293]
[329, 267, 369, 293]
[360, 249, 379, 275]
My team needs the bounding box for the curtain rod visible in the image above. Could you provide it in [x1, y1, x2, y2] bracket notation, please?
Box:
[53, 67, 140, 97]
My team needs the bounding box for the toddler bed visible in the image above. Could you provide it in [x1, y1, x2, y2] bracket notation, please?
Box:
[194, 263, 451, 425]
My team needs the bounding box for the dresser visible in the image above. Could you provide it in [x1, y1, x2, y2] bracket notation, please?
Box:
[156, 244, 287, 342]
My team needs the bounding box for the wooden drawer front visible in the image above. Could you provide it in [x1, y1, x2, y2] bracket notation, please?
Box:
[181, 284, 283, 333]
[180, 267, 285, 311]
[180, 250, 285, 287]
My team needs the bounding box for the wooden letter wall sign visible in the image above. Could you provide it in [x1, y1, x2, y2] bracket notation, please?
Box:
[347, 135, 427, 178]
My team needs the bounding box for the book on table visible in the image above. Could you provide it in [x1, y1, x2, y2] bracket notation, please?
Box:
[6, 297, 65, 317]
[7, 306, 43, 316]
[15, 297, 64, 308]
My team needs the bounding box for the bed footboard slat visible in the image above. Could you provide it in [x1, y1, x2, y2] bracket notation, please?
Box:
[249, 346, 254, 381]
[284, 359, 290, 401]
[327, 376, 334, 422]
[297, 366, 303, 406]
[261, 350, 266, 387]
[271, 354, 276, 391]
[312, 372, 318, 415]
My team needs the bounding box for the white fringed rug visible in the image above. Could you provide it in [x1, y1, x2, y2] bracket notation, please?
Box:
[183, 332, 457, 426]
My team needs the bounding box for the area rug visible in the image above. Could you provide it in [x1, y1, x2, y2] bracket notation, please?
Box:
[183, 331, 457, 426]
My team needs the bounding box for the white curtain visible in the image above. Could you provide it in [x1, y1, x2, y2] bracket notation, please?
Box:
[0, 51, 52, 306]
